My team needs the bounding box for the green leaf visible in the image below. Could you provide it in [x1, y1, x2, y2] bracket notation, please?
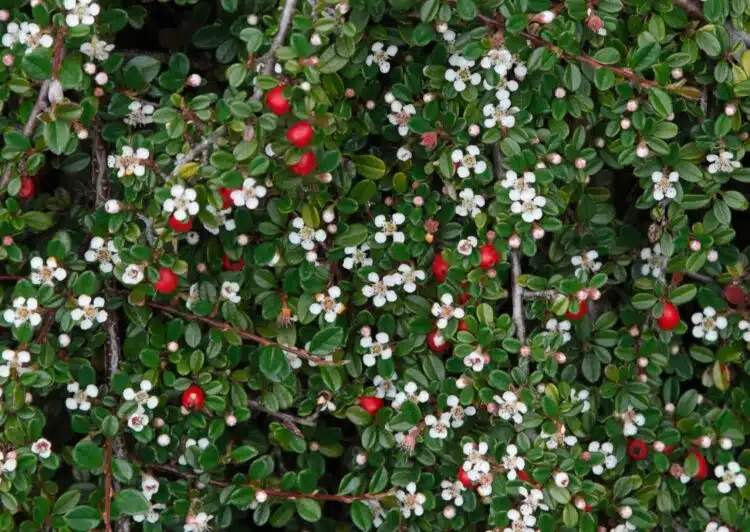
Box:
[22, 48, 53, 80]
[309, 327, 344, 355]
[44, 121, 71, 155]
[72, 441, 104, 470]
[64, 506, 101, 531]
[352, 155, 386, 180]
[456, 0, 477, 20]
[592, 48, 621, 64]
[295, 499, 322, 522]
[334, 224, 368, 247]
[115, 489, 150, 516]
[125, 55, 161, 83]
[351, 500, 373, 531]
[669, 284, 696, 305]
[649, 88, 673, 118]
[258, 346, 290, 381]
[53, 491, 81, 515]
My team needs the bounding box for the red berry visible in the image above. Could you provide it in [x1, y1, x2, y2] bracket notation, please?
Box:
[222, 254, 245, 272]
[427, 329, 450, 353]
[662, 445, 676, 453]
[181, 385, 205, 411]
[583, 505, 593, 512]
[627, 439, 649, 461]
[457, 468, 474, 488]
[432, 252, 449, 283]
[219, 187, 237, 209]
[724, 284, 746, 306]
[458, 319, 468, 332]
[18, 178, 35, 200]
[153, 267, 179, 294]
[657, 302, 680, 330]
[289, 151, 317, 175]
[168, 215, 193, 232]
[689, 449, 708, 480]
[358, 396, 383, 416]
[457, 292, 472, 305]
[286, 121, 314, 148]
[565, 299, 588, 320]
[265, 85, 291, 115]
[517, 470, 531, 483]
[479, 243, 499, 270]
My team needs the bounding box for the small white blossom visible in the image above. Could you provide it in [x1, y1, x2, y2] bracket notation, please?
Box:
[373, 373, 398, 399]
[366, 42, 397, 73]
[715, 461, 746, 494]
[570, 388, 591, 413]
[289, 218, 326, 250]
[705, 522, 730, 532]
[65, 382, 98, 411]
[31, 438, 52, 459]
[107, 146, 150, 178]
[545, 318, 572, 344]
[739, 319, 750, 342]
[343, 244, 372, 270]
[493, 391, 528, 425]
[502, 444, 525, 480]
[455, 188, 485, 217]
[361, 332, 392, 367]
[451, 145, 487, 178]
[501, 170, 536, 202]
[309, 286, 345, 323]
[362, 272, 400, 307]
[123, 380, 159, 412]
[480, 48, 514, 76]
[316, 394, 336, 412]
[70, 295, 108, 330]
[446, 395, 475, 427]
[374, 213, 406, 244]
[588, 441, 617, 474]
[122, 264, 145, 285]
[425, 412, 452, 439]
[163, 185, 199, 222]
[505, 508, 535, 532]
[392, 381, 429, 409]
[621, 407, 646, 436]
[707, 151, 741, 174]
[431, 293, 465, 329]
[462, 441, 491, 483]
[397, 264, 425, 293]
[134, 504, 165, 524]
[203, 205, 235, 235]
[29, 256, 67, 286]
[440, 479, 466, 506]
[80, 36, 114, 60]
[0, 451, 17, 475]
[640, 244, 667, 278]
[457, 236, 478, 256]
[396, 482, 425, 518]
[124, 101, 154, 127]
[541, 424, 578, 449]
[4, 297, 42, 328]
[64, 0, 100, 27]
[231, 178, 267, 210]
[0, 349, 31, 378]
[84, 237, 120, 273]
[571, 250, 602, 278]
[651, 170, 679, 201]
[183, 512, 214, 532]
[444, 55, 482, 92]
[387, 100, 416, 136]
[141, 473, 160, 500]
[220, 281, 242, 304]
[2, 22, 53, 53]
[127, 411, 149, 432]
[691, 306, 728, 342]
[483, 102, 518, 129]
[397, 146, 412, 161]
[464, 349, 487, 372]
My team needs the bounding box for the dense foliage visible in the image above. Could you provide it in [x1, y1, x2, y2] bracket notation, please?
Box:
[0, 0, 749, 530]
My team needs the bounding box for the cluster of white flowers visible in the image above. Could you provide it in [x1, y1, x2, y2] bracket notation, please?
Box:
[571, 250, 602, 278]
[640, 243, 667, 278]
[178, 437, 210, 473]
[706, 151, 741, 174]
[455, 188, 485, 218]
[0, 348, 31, 378]
[462, 441, 493, 495]
[391, 381, 429, 409]
[588, 441, 618, 474]
[570, 388, 591, 412]
[64, 0, 100, 27]
[1, 22, 54, 53]
[231, 178, 267, 210]
[288, 217, 327, 255]
[457, 236, 478, 256]
[431, 293, 465, 329]
[80, 36, 114, 61]
[163, 185, 200, 222]
[183, 512, 213, 532]
[373, 373, 398, 399]
[66, 382, 99, 411]
[493, 391, 528, 425]
[505, 487, 549, 532]
[0, 450, 17, 476]
[502, 444, 525, 480]
[464, 348, 488, 372]
[502, 170, 547, 222]
[342, 244, 372, 270]
[361, 272, 401, 307]
[621, 406, 646, 436]
[31, 438, 52, 459]
[691, 306, 727, 342]
[715, 461, 747, 493]
[134, 474, 165, 524]
[124, 101, 155, 127]
[374, 213, 406, 243]
[651, 170, 679, 202]
[29, 256, 67, 286]
[122, 264, 145, 285]
[387, 100, 416, 137]
[445, 394, 476, 427]
[540, 424, 578, 449]
[545, 318, 572, 344]
[108, 146, 150, 178]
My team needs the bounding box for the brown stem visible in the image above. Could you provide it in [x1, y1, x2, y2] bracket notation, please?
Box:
[34, 309, 56, 345]
[0, 275, 23, 281]
[248, 398, 319, 428]
[149, 464, 390, 502]
[147, 302, 346, 366]
[523, 289, 559, 300]
[103, 441, 114, 532]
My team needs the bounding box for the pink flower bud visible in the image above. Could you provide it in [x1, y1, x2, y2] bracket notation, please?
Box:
[671, 67, 683, 79]
[0, 10, 9, 21]
[594, 137, 605, 148]
[574, 157, 586, 169]
[535, 10, 556, 23]
[225, 414, 237, 426]
[187, 74, 201, 87]
[360, 326, 372, 337]
[689, 239, 701, 252]
[413, 196, 424, 207]
[619, 506, 632, 519]
[620, 118, 631, 130]
[2, 236, 13, 246]
[587, 15, 603, 33]
[547, 153, 562, 165]
[535, 162, 547, 169]
[486, 231, 496, 242]
[309, 441, 320, 451]
[653, 441, 665, 452]
[637, 357, 648, 368]
[588, 288, 601, 300]
[356, 453, 367, 465]
[555, 352, 567, 364]
[576, 289, 588, 301]
[384, 197, 393, 206]
[626, 100, 639, 112]
[509, 234, 521, 248]
[725, 103, 737, 116]
[345, 88, 355, 98]
[94, 72, 108, 85]
[468, 124, 480, 137]
[443, 505, 456, 520]
[94, 87, 104, 97]
[575, 497, 587, 510]
[636, 143, 649, 158]
[2, 54, 13, 67]
[554, 87, 566, 99]
[532, 225, 545, 240]
[637, 374, 647, 383]
[167, 341, 179, 352]
[629, 326, 640, 337]
[664, 402, 675, 413]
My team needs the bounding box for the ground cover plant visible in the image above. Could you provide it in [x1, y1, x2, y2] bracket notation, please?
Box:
[0, 0, 749, 530]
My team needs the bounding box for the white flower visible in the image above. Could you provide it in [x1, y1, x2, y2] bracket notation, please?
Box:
[440, 479, 466, 506]
[502, 444, 525, 480]
[373, 373, 398, 399]
[431, 293, 465, 329]
[518, 486, 549, 514]
[141, 473, 160, 500]
[2, 22, 53, 53]
[621, 407, 646, 436]
[455, 188, 485, 218]
[391, 381, 429, 409]
[368, 500, 386, 528]
[739, 320, 750, 342]
[481, 48, 514, 76]
[501, 170, 536, 200]
[545, 318, 572, 344]
[29, 256, 67, 286]
[505, 508, 535, 532]
[80, 36, 114, 60]
[1, 22, 21, 48]
[232, 178, 267, 210]
[387, 100, 416, 136]
[134, 504, 165, 524]
[651, 170, 679, 201]
[397, 146, 412, 161]
[343, 244, 372, 270]
[444, 55, 482, 92]
[396, 482, 425, 518]
[186, 283, 200, 311]
[451, 145, 487, 178]
[127, 411, 149, 432]
[715, 461, 746, 493]
[425, 412, 452, 439]
[707, 151, 741, 174]
[462, 441, 491, 482]
[640, 244, 667, 278]
[541, 425, 578, 449]
[362, 272, 400, 307]
[366, 41, 397, 73]
[84, 237, 120, 273]
[220, 281, 241, 304]
[691, 306, 728, 342]
[570, 388, 591, 413]
[588, 441, 617, 474]
[705, 521, 731, 532]
[183, 512, 214, 532]
[178, 438, 210, 471]
[446, 395, 475, 427]
[0, 349, 31, 378]
[483, 102, 518, 129]
[457, 236, 478, 256]
[163, 185, 199, 222]
[0, 451, 17, 475]
[571, 250, 602, 278]
[493, 391, 527, 425]
[123, 380, 159, 412]
[65, 382, 98, 411]
[107, 146, 150, 178]
[374, 213, 406, 244]
[464, 349, 487, 372]
[361, 332, 392, 367]
[31, 438, 52, 459]
[397, 264, 425, 293]
[120, 264, 145, 287]
[64, 0, 100, 26]
[70, 295, 108, 330]
[511, 195, 546, 222]
[309, 286, 345, 323]
[3, 297, 42, 327]
[124, 101, 155, 127]
[203, 205, 235, 235]
[289, 217, 326, 250]
[316, 394, 336, 412]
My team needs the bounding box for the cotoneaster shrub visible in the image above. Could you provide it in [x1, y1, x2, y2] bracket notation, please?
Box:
[0, 0, 748, 530]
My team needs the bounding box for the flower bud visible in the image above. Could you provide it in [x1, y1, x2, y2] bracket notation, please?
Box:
[725, 103, 737, 116]
[356, 452, 367, 465]
[520, 345, 531, 357]
[620, 118, 631, 130]
[167, 341, 179, 352]
[310, 33, 322, 46]
[94, 72, 108, 85]
[187, 74, 201, 87]
[547, 153, 562, 165]
[618, 506, 632, 519]
[2, 54, 13, 67]
[664, 402, 675, 413]
[671, 67, 683, 79]
[594, 137, 605, 148]
[105, 200, 122, 214]
[629, 326, 639, 337]
[443, 505, 456, 520]
[317, 172, 333, 183]
[689, 239, 701, 252]
[536, 384, 546, 393]
[637, 374, 648, 383]
[94, 87, 104, 97]
[83, 62, 96, 75]
[637, 357, 648, 368]
[301, 81, 311, 92]
[696, 436, 711, 448]
[707, 249, 719, 262]
[256, 491, 268, 503]
[413, 196, 424, 207]
[0, 10, 9, 21]
[554, 472, 569, 488]
[636, 143, 649, 158]
[152, 418, 164, 428]
[554, 87, 566, 99]
[696, 394, 704, 404]
[532, 225, 545, 240]
[535, 161, 547, 169]
[157, 434, 170, 447]
[327, 223, 337, 234]
[574, 157, 587, 169]
[305, 251, 318, 263]
[509, 234, 521, 249]
[237, 234, 250, 246]
[626, 100, 639, 112]
[456, 376, 470, 389]
[77, 128, 89, 140]
[436, 22, 448, 33]
[468, 124, 480, 137]
[653, 441, 665, 452]
[247, 14, 258, 25]
[575, 496, 587, 510]
[365, 100, 375, 110]
[423, 92, 434, 102]
[555, 352, 567, 364]
[384, 92, 395, 104]
[196, 263, 207, 273]
[58, 334, 71, 347]
[360, 326, 371, 337]
[47, 80, 64, 103]
[535, 10, 556, 24]
[225, 414, 237, 427]
[322, 208, 336, 223]
[719, 437, 732, 450]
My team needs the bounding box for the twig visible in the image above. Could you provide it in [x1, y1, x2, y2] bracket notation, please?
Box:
[135, 213, 157, 247]
[149, 463, 391, 502]
[683, 271, 713, 283]
[248, 398, 319, 428]
[168, 0, 299, 179]
[0, 275, 24, 281]
[510, 251, 527, 345]
[523, 289, 559, 300]
[103, 441, 114, 532]
[147, 302, 346, 366]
